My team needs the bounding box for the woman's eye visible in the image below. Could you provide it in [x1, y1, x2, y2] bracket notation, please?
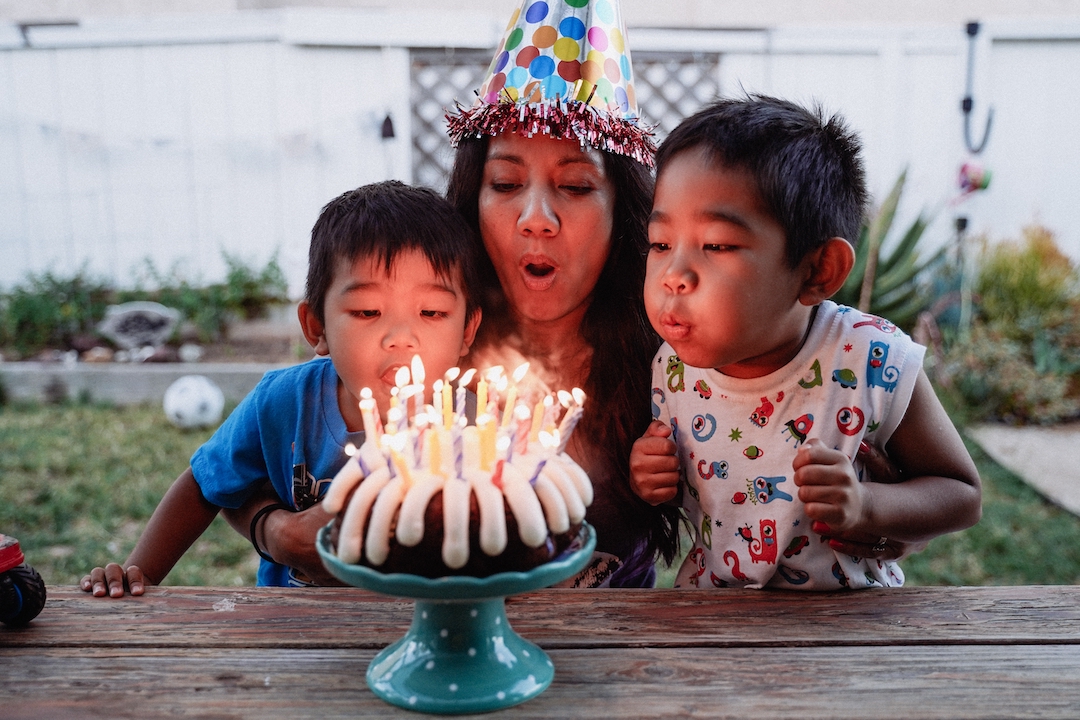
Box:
[561, 184, 593, 195]
[421, 310, 449, 318]
[351, 310, 379, 318]
[703, 244, 732, 252]
[649, 242, 669, 253]
[489, 181, 519, 193]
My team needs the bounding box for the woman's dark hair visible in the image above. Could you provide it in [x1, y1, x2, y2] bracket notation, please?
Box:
[447, 137, 682, 566]
[656, 94, 869, 267]
[305, 180, 481, 324]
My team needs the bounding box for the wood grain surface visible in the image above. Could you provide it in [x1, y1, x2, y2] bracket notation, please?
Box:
[2, 585, 1078, 719]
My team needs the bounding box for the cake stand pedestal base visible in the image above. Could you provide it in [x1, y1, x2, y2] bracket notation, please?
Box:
[368, 597, 552, 714]
[317, 523, 596, 716]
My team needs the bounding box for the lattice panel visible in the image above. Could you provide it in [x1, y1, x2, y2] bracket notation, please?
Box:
[411, 49, 492, 192]
[410, 49, 721, 190]
[634, 51, 721, 143]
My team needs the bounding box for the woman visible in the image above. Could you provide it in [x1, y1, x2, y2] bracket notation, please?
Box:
[445, 131, 681, 586]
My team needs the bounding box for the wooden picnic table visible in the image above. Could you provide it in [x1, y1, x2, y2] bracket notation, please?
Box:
[2, 584, 1079, 718]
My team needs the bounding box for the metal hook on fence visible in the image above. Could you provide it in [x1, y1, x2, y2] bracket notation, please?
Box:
[962, 21, 994, 155]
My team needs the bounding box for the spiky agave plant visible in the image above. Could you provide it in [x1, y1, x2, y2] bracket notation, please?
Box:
[834, 169, 946, 330]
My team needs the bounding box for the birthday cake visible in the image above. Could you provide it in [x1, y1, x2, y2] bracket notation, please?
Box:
[323, 365, 593, 578]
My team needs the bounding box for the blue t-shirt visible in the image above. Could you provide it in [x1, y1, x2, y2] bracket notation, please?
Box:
[191, 357, 363, 586]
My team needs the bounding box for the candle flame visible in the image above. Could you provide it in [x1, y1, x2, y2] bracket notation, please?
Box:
[394, 366, 410, 388]
[360, 387, 373, 400]
[444, 366, 460, 383]
[458, 368, 477, 387]
[344, 442, 357, 456]
[410, 354, 425, 386]
[572, 387, 586, 405]
[512, 362, 530, 383]
[557, 389, 572, 407]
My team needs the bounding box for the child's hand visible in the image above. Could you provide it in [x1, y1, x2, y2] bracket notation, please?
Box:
[629, 420, 680, 505]
[792, 438, 867, 535]
[80, 563, 147, 598]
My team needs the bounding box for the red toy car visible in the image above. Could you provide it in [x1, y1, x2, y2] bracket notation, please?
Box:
[0, 534, 46, 626]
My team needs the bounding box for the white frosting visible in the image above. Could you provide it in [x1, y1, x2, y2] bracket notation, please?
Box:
[332, 421, 593, 570]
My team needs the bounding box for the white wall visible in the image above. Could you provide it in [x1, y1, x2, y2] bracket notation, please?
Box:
[1, 9, 1078, 300]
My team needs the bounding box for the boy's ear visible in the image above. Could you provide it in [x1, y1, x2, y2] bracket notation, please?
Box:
[297, 300, 330, 356]
[460, 308, 482, 358]
[798, 237, 855, 306]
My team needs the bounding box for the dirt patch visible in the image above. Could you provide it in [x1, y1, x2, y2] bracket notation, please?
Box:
[196, 336, 315, 365]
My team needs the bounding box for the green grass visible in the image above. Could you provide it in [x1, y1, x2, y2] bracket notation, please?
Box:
[1, 402, 258, 587]
[3, 402, 1079, 588]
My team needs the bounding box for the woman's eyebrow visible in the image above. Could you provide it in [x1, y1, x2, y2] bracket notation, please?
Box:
[485, 152, 599, 169]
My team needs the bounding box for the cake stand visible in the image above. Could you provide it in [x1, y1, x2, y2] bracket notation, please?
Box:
[316, 523, 596, 715]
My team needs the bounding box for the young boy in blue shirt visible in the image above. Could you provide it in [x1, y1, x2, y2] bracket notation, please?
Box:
[83, 181, 482, 595]
[630, 96, 981, 589]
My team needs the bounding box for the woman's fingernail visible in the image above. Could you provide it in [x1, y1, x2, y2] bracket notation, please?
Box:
[859, 441, 871, 455]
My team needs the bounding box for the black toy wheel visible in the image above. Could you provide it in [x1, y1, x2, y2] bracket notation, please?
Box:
[0, 564, 47, 627]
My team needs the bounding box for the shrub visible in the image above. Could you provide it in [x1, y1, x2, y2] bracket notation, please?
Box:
[0, 253, 291, 357]
[0, 269, 113, 357]
[940, 226, 1080, 424]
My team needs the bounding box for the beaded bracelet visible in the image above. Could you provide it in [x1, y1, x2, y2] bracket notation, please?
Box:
[249, 503, 292, 563]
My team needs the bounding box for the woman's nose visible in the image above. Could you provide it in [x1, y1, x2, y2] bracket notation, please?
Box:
[517, 187, 559, 237]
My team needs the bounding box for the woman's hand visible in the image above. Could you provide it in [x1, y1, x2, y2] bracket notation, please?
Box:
[794, 439, 926, 561]
[261, 504, 345, 586]
[629, 420, 681, 505]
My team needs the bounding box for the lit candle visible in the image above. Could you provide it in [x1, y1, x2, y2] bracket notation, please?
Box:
[478, 413, 496, 471]
[513, 403, 531, 456]
[556, 390, 585, 454]
[429, 427, 444, 478]
[440, 379, 453, 429]
[392, 365, 410, 414]
[389, 447, 412, 489]
[529, 397, 548, 442]
[410, 354, 426, 416]
[500, 362, 529, 429]
[385, 405, 403, 436]
[476, 374, 488, 418]
[456, 368, 476, 425]
[359, 388, 379, 442]
[453, 420, 465, 476]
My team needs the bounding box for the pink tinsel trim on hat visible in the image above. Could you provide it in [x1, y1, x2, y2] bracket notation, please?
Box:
[446, 98, 656, 168]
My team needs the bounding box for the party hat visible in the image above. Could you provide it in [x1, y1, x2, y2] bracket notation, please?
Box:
[446, 0, 655, 166]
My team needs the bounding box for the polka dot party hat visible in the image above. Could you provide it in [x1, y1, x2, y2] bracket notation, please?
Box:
[446, 0, 655, 166]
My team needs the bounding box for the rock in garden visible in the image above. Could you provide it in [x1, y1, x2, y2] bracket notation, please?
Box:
[98, 301, 181, 350]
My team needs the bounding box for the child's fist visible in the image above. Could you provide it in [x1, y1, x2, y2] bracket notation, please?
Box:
[792, 438, 866, 534]
[629, 420, 681, 505]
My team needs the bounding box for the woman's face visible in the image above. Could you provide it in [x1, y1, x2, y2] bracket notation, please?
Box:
[478, 133, 616, 326]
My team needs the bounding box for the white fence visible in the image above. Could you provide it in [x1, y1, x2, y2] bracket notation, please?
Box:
[2, 9, 1078, 298]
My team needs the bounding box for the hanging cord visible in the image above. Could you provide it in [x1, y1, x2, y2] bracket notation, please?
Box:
[962, 22, 994, 155]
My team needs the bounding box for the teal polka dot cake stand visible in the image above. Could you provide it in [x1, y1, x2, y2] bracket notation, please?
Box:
[317, 523, 596, 715]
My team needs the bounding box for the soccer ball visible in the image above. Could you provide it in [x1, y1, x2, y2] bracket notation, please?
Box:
[163, 375, 225, 429]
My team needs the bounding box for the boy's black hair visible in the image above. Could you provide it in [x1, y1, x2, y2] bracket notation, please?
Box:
[655, 94, 869, 267]
[305, 180, 481, 324]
